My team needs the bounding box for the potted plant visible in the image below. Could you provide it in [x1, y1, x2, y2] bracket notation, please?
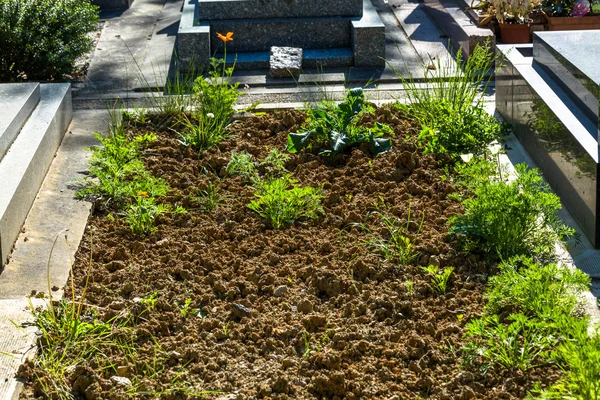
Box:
[489, 0, 535, 43]
[541, 0, 600, 30]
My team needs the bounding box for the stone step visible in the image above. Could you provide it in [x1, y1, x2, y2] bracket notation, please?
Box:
[0, 83, 40, 162]
[198, 0, 363, 20]
[421, 0, 494, 58]
[0, 84, 72, 266]
[216, 47, 354, 70]
[207, 17, 352, 53]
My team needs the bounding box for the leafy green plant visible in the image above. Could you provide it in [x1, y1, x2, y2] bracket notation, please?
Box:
[0, 0, 99, 81]
[248, 176, 324, 229]
[287, 88, 393, 157]
[225, 151, 258, 182]
[450, 163, 576, 261]
[124, 195, 170, 236]
[394, 40, 504, 155]
[485, 256, 590, 319]
[464, 313, 557, 372]
[422, 265, 454, 295]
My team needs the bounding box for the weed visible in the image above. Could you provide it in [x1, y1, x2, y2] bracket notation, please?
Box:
[178, 298, 193, 318]
[485, 256, 590, 319]
[248, 176, 324, 229]
[261, 147, 290, 178]
[464, 313, 557, 372]
[124, 195, 170, 236]
[77, 108, 169, 209]
[531, 317, 600, 399]
[422, 265, 454, 295]
[450, 163, 576, 261]
[179, 50, 240, 153]
[404, 280, 414, 296]
[138, 292, 159, 310]
[363, 207, 424, 265]
[191, 180, 225, 213]
[225, 151, 258, 182]
[287, 88, 393, 157]
[302, 331, 311, 358]
[393, 40, 504, 155]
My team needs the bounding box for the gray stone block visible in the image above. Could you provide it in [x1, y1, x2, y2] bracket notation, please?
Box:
[208, 18, 351, 53]
[0, 83, 39, 162]
[270, 46, 303, 78]
[0, 84, 72, 266]
[178, 0, 211, 72]
[351, 0, 386, 68]
[198, 0, 363, 20]
[90, 0, 134, 9]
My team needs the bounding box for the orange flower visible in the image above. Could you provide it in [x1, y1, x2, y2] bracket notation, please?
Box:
[137, 191, 149, 198]
[217, 32, 234, 42]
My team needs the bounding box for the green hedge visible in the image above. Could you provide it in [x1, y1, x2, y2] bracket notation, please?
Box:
[0, 0, 98, 81]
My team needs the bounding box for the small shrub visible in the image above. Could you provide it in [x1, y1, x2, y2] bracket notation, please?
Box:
[450, 163, 575, 261]
[0, 0, 99, 81]
[248, 176, 324, 229]
[287, 88, 393, 157]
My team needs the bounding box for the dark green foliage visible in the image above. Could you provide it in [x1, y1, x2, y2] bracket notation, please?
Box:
[0, 0, 98, 81]
[450, 162, 575, 261]
[287, 88, 393, 157]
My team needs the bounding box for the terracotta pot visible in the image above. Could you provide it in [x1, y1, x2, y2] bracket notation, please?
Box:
[499, 22, 532, 43]
[544, 13, 600, 30]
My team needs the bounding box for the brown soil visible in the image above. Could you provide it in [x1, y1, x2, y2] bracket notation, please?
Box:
[21, 107, 561, 399]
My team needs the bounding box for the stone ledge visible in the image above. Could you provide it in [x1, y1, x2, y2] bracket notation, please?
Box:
[0, 83, 39, 162]
[198, 0, 363, 20]
[0, 84, 72, 266]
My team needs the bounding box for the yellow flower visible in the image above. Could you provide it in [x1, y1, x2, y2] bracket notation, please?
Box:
[217, 32, 234, 42]
[137, 191, 149, 198]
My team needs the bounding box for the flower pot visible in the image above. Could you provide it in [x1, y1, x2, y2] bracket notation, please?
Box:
[543, 13, 600, 30]
[499, 22, 532, 43]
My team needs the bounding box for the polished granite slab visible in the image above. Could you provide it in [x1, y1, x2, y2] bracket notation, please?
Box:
[497, 40, 600, 246]
[533, 30, 600, 127]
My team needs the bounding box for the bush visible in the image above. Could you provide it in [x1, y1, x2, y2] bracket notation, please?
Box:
[450, 162, 575, 261]
[0, 0, 98, 81]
